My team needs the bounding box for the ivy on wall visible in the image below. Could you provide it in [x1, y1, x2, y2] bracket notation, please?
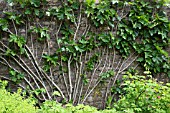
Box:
[116, 1, 170, 74]
[0, 0, 169, 108]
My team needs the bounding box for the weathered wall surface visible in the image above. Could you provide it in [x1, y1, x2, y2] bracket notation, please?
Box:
[0, 0, 170, 109]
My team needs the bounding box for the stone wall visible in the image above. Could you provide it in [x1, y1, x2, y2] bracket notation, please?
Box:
[0, 0, 170, 109]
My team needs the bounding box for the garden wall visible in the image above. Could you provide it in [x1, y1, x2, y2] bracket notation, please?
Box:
[0, 0, 169, 109]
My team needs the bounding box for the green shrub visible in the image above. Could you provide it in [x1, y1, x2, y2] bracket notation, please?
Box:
[0, 80, 117, 113]
[38, 100, 118, 113]
[39, 101, 97, 113]
[113, 73, 170, 113]
[37, 73, 169, 113]
[0, 81, 37, 113]
[1, 77, 170, 113]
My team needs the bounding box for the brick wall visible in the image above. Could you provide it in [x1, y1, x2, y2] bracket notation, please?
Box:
[0, 0, 169, 109]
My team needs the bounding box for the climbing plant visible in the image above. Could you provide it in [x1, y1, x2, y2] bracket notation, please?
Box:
[0, 0, 169, 109]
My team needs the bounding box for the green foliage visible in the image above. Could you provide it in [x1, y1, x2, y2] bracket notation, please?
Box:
[0, 18, 8, 31]
[0, 81, 37, 113]
[29, 27, 50, 41]
[38, 100, 118, 113]
[3, 11, 24, 25]
[42, 54, 59, 66]
[81, 74, 89, 85]
[86, 53, 100, 71]
[6, 0, 44, 7]
[113, 73, 170, 113]
[85, 0, 116, 27]
[5, 48, 16, 56]
[31, 88, 46, 96]
[46, 1, 78, 22]
[1, 78, 170, 113]
[9, 34, 26, 54]
[0, 0, 170, 110]
[99, 70, 114, 81]
[0, 80, 118, 113]
[0, 80, 8, 89]
[38, 82, 170, 113]
[9, 69, 24, 83]
[2, 0, 169, 78]
[116, 0, 170, 76]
